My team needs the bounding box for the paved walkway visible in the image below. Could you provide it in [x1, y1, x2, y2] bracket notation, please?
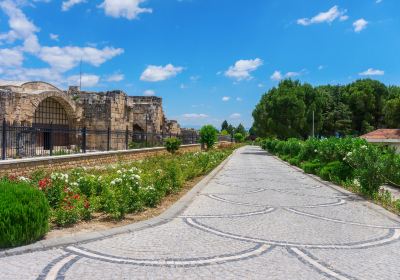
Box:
[1, 146, 400, 279]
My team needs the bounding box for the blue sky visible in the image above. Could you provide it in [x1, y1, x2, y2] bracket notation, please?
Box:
[0, 0, 399, 128]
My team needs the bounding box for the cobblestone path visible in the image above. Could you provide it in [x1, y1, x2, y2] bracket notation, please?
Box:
[1, 146, 400, 279]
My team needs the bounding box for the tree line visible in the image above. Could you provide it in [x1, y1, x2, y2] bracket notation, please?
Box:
[252, 79, 400, 139]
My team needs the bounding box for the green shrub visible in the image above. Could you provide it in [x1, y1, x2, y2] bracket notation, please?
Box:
[234, 133, 245, 143]
[301, 161, 321, 175]
[164, 137, 182, 154]
[199, 125, 218, 150]
[318, 161, 353, 182]
[0, 180, 50, 248]
[344, 144, 387, 195]
[288, 157, 301, 167]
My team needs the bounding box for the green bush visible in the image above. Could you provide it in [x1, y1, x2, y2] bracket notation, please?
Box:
[234, 133, 245, 143]
[199, 125, 218, 150]
[0, 180, 50, 248]
[318, 161, 353, 182]
[288, 157, 301, 167]
[164, 137, 182, 154]
[301, 161, 321, 175]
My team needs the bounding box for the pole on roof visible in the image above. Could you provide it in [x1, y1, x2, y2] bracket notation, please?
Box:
[79, 58, 82, 91]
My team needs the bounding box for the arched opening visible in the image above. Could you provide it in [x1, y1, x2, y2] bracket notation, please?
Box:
[33, 97, 72, 149]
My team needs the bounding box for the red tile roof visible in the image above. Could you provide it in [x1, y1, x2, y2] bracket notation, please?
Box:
[360, 129, 400, 140]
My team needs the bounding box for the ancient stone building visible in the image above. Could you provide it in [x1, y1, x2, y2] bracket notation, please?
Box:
[0, 81, 181, 153]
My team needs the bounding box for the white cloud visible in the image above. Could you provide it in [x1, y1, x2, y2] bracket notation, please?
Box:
[270, 70, 306, 81]
[0, 0, 123, 77]
[318, 65, 325, 70]
[99, 0, 152, 20]
[105, 73, 124, 82]
[353, 18, 368, 33]
[225, 58, 263, 81]
[359, 68, 384, 76]
[270, 70, 283, 81]
[182, 113, 208, 119]
[49, 33, 59, 41]
[297, 6, 347, 26]
[376, 0, 383, 3]
[230, 113, 241, 119]
[38, 46, 124, 72]
[0, 0, 40, 53]
[222, 96, 230, 102]
[140, 64, 184, 82]
[62, 0, 86, 11]
[67, 74, 100, 87]
[236, 97, 243, 102]
[0, 67, 63, 85]
[143, 89, 155, 96]
[285, 71, 301, 78]
[0, 48, 24, 67]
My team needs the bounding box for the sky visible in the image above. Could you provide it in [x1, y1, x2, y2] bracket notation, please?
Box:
[0, 0, 399, 129]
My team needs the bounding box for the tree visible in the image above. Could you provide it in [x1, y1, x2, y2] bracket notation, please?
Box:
[227, 124, 235, 135]
[234, 133, 245, 143]
[221, 120, 229, 132]
[384, 98, 400, 128]
[199, 125, 218, 150]
[345, 79, 388, 134]
[164, 137, 182, 154]
[252, 78, 393, 139]
[235, 123, 247, 136]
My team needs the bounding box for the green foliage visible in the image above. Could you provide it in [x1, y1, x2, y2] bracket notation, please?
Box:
[260, 136, 399, 197]
[199, 125, 219, 149]
[221, 120, 229, 131]
[318, 161, 353, 182]
[220, 130, 229, 136]
[288, 157, 301, 166]
[235, 124, 247, 136]
[302, 161, 321, 175]
[164, 137, 182, 154]
[8, 147, 235, 230]
[234, 133, 245, 143]
[0, 180, 50, 248]
[252, 79, 396, 139]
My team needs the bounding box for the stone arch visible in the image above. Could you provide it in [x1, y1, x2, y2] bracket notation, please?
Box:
[132, 123, 144, 133]
[24, 91, 81, 128]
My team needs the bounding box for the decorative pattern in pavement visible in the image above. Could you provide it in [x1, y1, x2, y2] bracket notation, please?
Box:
[1, 146, 400, 280]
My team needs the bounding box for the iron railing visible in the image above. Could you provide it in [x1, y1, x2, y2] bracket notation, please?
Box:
[0, 120, 200, 160]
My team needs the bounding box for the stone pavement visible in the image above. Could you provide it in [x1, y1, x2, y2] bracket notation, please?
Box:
[1, 146, 400, 279]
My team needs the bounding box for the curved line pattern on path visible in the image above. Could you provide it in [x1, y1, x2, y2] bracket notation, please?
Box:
[64, 244, 274, 267]
[179, 207, 275, 219]
[285, 208, 400, 229]
[185, 218, 400, 250]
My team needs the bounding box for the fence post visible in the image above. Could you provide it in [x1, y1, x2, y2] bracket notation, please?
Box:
[107, 127, 110, 151]
[81, 127, 87, 153]
[49, 122, 53, 156]
[125, 127, 129, 150]
[2, 119, 6, 160]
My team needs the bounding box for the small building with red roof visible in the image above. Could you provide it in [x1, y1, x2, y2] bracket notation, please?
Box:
[360, 129, 400, 152]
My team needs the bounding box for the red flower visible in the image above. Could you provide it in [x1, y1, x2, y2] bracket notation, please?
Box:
[38, 178, 51, 190]
[84, 200, 90, 209]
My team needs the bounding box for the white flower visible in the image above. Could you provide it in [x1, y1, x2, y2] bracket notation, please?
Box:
[18, 176, 30, 183]
[347, 152, 352, 157]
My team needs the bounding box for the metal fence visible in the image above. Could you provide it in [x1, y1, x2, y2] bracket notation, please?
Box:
[0, 120, 200, 160]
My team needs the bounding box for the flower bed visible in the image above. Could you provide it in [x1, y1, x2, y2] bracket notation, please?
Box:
[2, 147, 235, 237]
[260, 137, 400, 214]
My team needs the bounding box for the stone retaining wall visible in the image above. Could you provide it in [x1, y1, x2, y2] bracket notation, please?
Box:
[0, 144, 201, 177]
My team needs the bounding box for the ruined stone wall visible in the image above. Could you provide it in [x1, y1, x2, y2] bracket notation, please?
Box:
[0, 144, 201, 177]
[0, 88, 81, 127]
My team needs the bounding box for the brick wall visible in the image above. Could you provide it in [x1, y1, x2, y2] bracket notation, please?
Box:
[0, 144, 201, 177]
